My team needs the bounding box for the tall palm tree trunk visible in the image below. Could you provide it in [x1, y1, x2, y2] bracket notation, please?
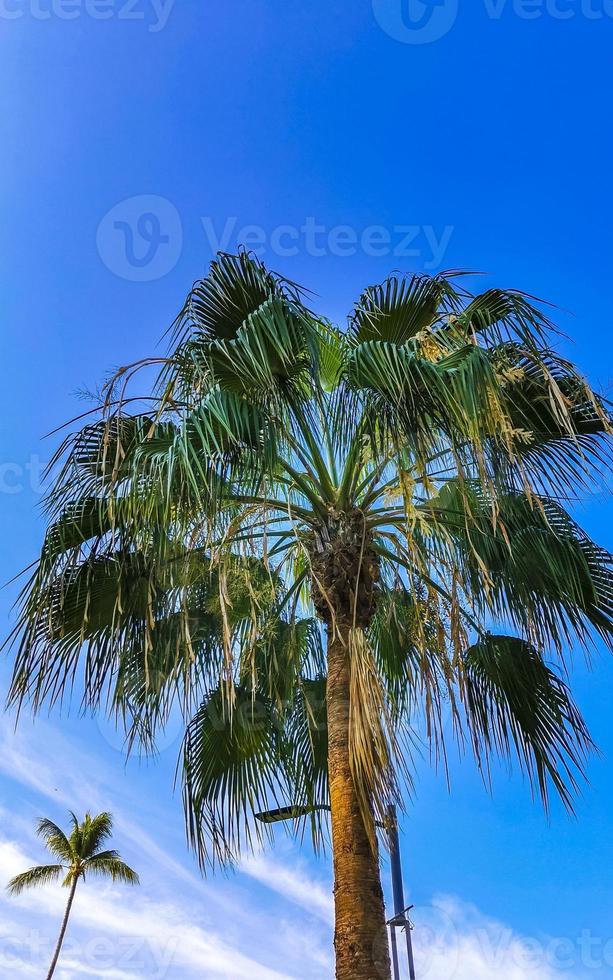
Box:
[46, 876, 78, 980]
[327, 623, 391, 980]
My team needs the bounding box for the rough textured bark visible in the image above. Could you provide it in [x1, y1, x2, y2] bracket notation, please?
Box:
[327, 623, 391, 980]
[46, 876, 78, 980]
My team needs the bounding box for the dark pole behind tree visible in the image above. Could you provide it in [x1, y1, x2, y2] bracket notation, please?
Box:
[389, 920, 401, 980]
[387, 805, 416, 980]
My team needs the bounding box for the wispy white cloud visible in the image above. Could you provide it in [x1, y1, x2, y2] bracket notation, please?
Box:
[0, 718, 204, 893]
[0, 836, 306, 980]
[241, 852, 334, 925]
[0, 719, 333, 979]
[397, 894, 592, 980]
[57, 962, 141, 980]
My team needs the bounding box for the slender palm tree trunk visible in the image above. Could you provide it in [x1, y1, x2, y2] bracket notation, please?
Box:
[327, 623, 391, 980]
[46, 876, 78, 980]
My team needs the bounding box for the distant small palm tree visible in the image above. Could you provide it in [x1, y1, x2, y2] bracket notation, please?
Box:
[7, 811, 139, 980]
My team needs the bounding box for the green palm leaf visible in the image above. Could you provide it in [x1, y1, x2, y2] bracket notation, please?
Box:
[463, 635, 592, 810]
[7, 864, 63, 896]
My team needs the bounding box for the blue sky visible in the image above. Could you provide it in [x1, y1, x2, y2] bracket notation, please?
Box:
[1, 1, 613, 977]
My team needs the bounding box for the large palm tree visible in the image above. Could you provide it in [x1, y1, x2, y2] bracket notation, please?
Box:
[7, 811, 139, 979]
[8, 253, 613, 979]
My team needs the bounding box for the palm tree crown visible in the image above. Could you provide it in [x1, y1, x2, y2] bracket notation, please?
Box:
[7, 812, 139, 895]
[8, 252, 613, 977]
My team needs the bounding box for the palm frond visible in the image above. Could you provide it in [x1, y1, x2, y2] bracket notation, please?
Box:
[350, 272, 463, 345]
[182, 685, 287, 865]
[420, 480, 613, 654]
[36, 818, 73, 863]
[85, 853, 139, 885]
[7, 864, 63, 896]
[80, 812, 114, 858]
[459, 287, 555, 347]
[463, 635, 593, 811]
[168, 249, 305, 348]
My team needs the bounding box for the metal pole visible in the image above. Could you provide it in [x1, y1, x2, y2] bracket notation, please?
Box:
[389, 921, 401, 980]
[387, 805, 416, 980]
